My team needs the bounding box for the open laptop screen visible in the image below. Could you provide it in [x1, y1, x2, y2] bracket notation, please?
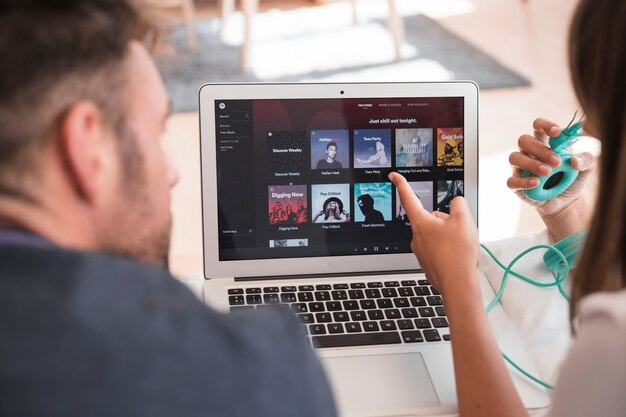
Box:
[215, 96, 464, 261]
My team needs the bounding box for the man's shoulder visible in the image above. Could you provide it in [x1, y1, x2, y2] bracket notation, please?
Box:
[0, 244, 337, 416]
[0, 245, 297, 335]
[0, 244, 199, 329]
[319, 159, 342, 169]
[0, 244, 311, 344]
[316, 159, 328, 168]
[0, 243, 174, 293]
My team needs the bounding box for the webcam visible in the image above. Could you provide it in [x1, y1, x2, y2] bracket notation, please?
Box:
[522, 111, 585, 201]
[340, 90, 344, 95]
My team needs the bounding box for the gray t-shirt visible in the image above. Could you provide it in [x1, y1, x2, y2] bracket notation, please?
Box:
[0, 238, 336, 417]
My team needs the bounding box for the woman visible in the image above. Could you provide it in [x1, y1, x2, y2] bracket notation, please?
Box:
[313, 197, 349, 223]
[357, 141, 388, 166]
[390, 0, 625, 415]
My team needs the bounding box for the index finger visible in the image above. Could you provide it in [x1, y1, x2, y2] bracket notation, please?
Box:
[388, 172, 429, 220]
[532, 117, 562, 140]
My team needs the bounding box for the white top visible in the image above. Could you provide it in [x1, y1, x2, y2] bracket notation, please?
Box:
[548, 289, 626, 417]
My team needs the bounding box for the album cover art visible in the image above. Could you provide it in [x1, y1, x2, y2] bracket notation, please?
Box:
[396, 181, 433, 222]
[311, 184, 351, 223]
[353, 129, 392, 168]
[266, 131, 309, 173]
[310, 130, 350, 170]
[267, 185, 308, 224]
[436, 128, 464, 167]
[436, 180, 464, 213]
[353, 182, 392, 222]
[395, 128, 433, 167]
[269, 238, 309, 248]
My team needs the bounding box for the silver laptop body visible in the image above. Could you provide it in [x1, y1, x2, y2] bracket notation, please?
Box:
[199, 82, 550, 417]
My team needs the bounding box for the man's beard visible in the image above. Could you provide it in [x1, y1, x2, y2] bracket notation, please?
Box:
[99, 183, 172, 269]
[98, 137, 172, 268]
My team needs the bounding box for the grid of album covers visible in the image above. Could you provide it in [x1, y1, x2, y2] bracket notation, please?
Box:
[264, 128, 464, 253]
[266, 127, 464, 228]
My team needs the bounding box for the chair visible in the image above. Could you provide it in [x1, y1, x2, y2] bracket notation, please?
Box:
[220, 0, 405, 71]
[148, 0, 197, 51]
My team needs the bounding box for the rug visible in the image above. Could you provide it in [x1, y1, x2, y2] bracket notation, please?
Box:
[156, 9, 530, 113]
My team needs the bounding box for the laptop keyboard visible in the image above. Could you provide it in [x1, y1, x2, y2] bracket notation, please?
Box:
[228, 279, 450, 348]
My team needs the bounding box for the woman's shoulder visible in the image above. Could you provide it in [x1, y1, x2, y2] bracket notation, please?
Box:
[550, 288, 626, 417]
[578, 288, 626, 329]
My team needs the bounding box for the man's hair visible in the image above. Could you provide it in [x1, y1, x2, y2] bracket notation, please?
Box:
[326, 142, 337, 150]
[0, 0, 160, 199]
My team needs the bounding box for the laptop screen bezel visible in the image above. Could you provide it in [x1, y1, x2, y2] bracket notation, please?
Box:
[199, 82, 479, 279]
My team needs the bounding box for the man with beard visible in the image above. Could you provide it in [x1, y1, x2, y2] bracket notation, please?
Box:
[0, 1, 335, 416]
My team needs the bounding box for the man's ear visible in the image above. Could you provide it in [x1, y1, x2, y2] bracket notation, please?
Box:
[57, 101, 115, 204]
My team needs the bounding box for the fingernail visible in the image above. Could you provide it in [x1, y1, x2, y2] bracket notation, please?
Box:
[549, 126, 560, 136]
[539, 164, 551, 174]
[572, 156, 583, 165]
[388, 173, 394, 181]
[530, 177, 539, 186]
[549, 154, 561, 165]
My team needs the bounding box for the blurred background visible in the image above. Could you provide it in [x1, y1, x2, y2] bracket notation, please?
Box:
[153, 0, 598, 277]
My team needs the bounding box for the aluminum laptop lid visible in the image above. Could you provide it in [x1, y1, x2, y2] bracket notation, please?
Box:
[198, 82, 478, 280]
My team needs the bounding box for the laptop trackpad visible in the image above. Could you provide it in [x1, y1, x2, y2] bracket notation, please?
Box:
[321, 353, 440, 415]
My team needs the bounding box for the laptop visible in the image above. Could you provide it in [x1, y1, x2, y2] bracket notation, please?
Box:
[199, 82, 550, 416]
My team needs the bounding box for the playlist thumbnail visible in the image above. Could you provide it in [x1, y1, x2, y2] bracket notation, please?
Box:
[354, 182, 392, 223]
[436, 180, 464, 213]
[395, 128, 433, 167]
[269, 239, 309, 248]
[311, 184, 351, 223]
[268, 185, 308, 225]
[436, 128, 464, 167]
[396, 181, 433, 222]
[311, 130, 350, 170]
[353, 129, 392, 168]
[267, 131, 309, 173]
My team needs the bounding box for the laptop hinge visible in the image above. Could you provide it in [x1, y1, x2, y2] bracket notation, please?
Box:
[234, 269, 423, 282]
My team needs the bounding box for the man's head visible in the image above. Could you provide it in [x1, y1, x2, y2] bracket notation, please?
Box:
[357, 194, 374, 214]
[0, 0, 177, 267]
[325, 142, 337, 161]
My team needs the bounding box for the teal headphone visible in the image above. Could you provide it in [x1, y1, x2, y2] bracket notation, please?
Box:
[479, 113, 589, 388]
[481, 229, 586, 390]
[522, 111, 586, 201]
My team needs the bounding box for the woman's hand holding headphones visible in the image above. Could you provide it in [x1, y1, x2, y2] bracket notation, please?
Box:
[507, 117, 595, 240]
